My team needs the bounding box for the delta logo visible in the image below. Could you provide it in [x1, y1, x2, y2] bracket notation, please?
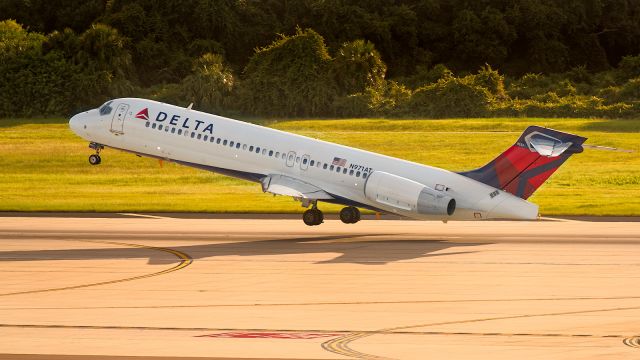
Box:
[143, 109, 214, 135]
[135, 108, 149, 121]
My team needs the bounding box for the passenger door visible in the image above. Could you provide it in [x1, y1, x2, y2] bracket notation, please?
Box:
[286, 151, 296, 167]
[111, 103, 129, 134]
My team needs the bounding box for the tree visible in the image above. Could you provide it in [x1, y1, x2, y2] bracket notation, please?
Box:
[332, 39, 386, 95]
[237, 28, 337, 117]
[0, 20, 75, 116]
[182, 53, 235, 114]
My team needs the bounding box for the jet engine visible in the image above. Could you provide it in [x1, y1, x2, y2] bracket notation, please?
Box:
[364, 171, 456, 216]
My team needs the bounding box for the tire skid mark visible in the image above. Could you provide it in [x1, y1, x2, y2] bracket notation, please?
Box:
[322, 305, 640, 359]
[624, 336, 640, 348]
[0, 240, 192, 297]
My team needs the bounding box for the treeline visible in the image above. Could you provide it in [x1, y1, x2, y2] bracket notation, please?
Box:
[1, 0, 640, 118]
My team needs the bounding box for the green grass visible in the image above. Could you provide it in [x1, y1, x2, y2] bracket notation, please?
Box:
[1, 117, 639, 215]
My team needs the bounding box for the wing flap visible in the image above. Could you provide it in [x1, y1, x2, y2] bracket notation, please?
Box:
[261, 174, 334, 200]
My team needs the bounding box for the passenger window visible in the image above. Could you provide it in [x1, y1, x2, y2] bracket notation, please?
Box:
[262, 149, 266, 155]
[210, 137, 215, 143]
[296, 156, 300, 163]
[356, 171, 361, 177]
[197, 134, 202, 140]
[158, 125, 163, 130]
[185, 131, 189, 137]
[203, 135, 208, 141]
[323, 164, 328, 169]
[145, 122, 150, 128]
[249, 146, 254, 152]
[330, 165, 334, 171]
[171, 128, 176, 134]
[343, 168, 347, 174]
[275, 152, 280, 158]
[165, 126, 169, 132]
[336, 167, 341, 172]
[230, 141, 234, 147]
[269, 150, 273, 156]
[303, 158, 308, 165]
[178, 129, 182, 135]
[216, 138, 221, 144]
[363, 173, 368, 178]
[152, 123, 157, 129]
[288, 154, 294, 161]
[310, 160, 315, 166]
[349, 169, 354, 175]
[256, 147, 261, 153]
[236, 143, 241, 149]
[243, 144, 247, 150]
[191, 132, 196, 138]
[282, 153, 286, 160]
[223, 139, 228, 145]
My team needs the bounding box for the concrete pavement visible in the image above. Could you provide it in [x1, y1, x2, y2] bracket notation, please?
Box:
[0, 217, 638, 359]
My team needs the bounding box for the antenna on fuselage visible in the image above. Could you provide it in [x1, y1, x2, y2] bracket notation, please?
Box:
[187, 102, 194, 110]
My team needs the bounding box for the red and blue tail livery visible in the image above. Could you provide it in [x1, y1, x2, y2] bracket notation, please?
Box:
[460, 126, 587, 200]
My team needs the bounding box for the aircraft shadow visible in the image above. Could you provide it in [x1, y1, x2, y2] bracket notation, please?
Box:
[0, 235, 485, 265]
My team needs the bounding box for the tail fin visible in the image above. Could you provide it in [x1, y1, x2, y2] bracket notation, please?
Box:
[460, 126, 587, 199]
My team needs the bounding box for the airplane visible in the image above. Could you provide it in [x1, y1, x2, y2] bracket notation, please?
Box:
[69, 98, 587, 226]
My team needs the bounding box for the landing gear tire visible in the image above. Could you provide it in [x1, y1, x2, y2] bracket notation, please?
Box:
[303, 209, 323, 226]
[89, 154, 101, 165]
[340, 206, 361, 224]
[88, 143, 104, 166]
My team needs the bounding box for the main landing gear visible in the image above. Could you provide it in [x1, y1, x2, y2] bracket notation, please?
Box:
[303, 204, 324, 226]
[301, 204, 362, 226]
[88, 142, 104, 165]
[339, 206, 361, 224]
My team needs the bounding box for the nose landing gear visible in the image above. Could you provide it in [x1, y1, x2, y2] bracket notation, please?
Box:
[339, 206, 361, 224]
[88, 154, 101, 165]
[88, 142, 104, 165]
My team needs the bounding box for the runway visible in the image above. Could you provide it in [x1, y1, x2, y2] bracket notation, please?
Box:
[0, 216, 639, 359]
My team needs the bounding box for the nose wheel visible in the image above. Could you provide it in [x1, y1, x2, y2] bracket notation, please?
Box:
[339, 206, 361, 224]
[88, 142, 104, 165]
[88, 154, 101, 165]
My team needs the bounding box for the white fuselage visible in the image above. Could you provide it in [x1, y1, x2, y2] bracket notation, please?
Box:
[69, 98, 538, 220]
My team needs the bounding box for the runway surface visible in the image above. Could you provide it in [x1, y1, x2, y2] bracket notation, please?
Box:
[0, 216, 639, 359]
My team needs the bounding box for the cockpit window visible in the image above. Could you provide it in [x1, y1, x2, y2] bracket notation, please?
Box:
[99, 101, 113, 116]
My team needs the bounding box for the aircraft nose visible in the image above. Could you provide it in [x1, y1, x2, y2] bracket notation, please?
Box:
[69, 113, 84, 136]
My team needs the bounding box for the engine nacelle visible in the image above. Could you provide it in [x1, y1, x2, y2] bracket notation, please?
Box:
[364, 171, 456, 216]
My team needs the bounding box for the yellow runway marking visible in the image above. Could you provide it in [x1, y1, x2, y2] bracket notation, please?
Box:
[0, 240, 192, 297]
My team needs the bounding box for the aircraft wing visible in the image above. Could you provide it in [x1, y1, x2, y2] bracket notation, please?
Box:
[260, 174, 334, 200]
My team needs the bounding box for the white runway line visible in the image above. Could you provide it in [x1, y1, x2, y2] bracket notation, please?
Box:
[117, 213, 170, 219]
[539, 217, 583, 223]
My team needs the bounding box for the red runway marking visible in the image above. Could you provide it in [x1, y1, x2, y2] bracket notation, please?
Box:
[196, 332, 343, 340]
